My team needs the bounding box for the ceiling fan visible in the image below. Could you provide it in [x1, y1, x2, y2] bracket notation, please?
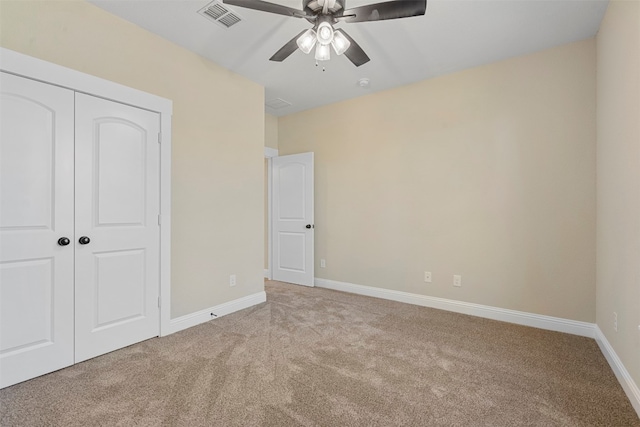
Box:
[222, 0, 427, 67]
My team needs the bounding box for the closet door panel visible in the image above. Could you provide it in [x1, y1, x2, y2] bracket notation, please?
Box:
[74, 93, 160, 362]
[0, 72, 75, 388]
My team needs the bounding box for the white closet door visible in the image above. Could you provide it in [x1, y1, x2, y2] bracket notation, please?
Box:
[74, 93, 160, 362]
[272, 152, 314, 286]
[0, 72, 75, 388]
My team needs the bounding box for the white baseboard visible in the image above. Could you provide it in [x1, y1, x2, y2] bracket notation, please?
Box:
[264, 269, 270, 279]
[314, 278, 595, 338]
[595, 326, 640, 417]
[166, 291, 266, 335]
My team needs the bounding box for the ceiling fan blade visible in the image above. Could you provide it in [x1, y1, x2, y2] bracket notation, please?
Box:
[270, 30, 307, 62]
[223, 0, 310, 18]
[336, 29, 370, 67]
[342, 0, 426, 23]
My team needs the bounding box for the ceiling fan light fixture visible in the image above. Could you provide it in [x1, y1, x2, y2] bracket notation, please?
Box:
[316, 22, 334, 46]
[315, 43, 331, 61]
[297, 29, 317, 54]
[331, 30, 351, 55]
[227, 0, 426, 67]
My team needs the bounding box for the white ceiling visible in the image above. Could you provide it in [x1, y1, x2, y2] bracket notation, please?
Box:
[90, 0, 609, 116]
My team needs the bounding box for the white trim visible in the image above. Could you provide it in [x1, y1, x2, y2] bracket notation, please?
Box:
[159, 116, 172, 336]
[264, 149, 277, 280]
[167, 291, 267, 335]
[595, 326, 640, 417]
[314, 278, 595, 338]
[264, 147, 279, 158]
[0, 48, 172, 114]
[1, 47, 173, 337]
[267, 158, 273, 280]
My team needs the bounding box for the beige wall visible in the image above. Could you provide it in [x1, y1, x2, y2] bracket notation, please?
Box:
[265, 113, 279, 149]
[0, 0, 265, 318]
[279, 39, 597, 322]
[596, 0, 640, 390]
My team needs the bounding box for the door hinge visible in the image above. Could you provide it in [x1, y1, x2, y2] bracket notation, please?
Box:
[158, 214, 161, 226]
[158, 132, 162, 144]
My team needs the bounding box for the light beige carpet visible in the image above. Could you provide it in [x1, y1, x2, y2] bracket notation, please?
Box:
[1, 280, 638, 426]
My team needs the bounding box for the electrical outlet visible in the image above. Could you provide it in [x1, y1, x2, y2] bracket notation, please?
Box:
[424, 271, 432, 283]
[453, 275, 462, 287]
[613, 312, 617, 332]
[230, 274, 236, 287]
[320, 259, 326, 268]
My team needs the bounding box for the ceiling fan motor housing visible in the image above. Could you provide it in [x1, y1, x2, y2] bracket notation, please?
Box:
[303, 0, 345, 15]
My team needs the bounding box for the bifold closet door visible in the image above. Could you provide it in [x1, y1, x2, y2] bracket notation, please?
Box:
[74, 93, 161, 363]
[0, 72, 75, 388]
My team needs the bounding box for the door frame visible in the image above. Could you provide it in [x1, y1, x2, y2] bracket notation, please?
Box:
[0, 47, 174, 337]
[264, 147, 278, 280]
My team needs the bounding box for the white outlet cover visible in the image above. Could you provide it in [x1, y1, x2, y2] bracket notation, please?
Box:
[424, 271, 432, 283]
[453, 275, 462, 287]
[230, 274, 236, 286]
[320, 259, 326, 268]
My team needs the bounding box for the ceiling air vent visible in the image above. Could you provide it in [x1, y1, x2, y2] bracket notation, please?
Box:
[266, 98, 293, 110]
[198, 1, 242, 29]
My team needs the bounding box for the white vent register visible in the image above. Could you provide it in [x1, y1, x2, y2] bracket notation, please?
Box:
[198, 1, 242, 29]
[266, 98, 293, 110]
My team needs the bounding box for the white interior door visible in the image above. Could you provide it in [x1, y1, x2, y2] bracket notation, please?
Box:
[74, 93, 160, 362]
[272, 152, 314, 286]
[0, 73, 75, 388]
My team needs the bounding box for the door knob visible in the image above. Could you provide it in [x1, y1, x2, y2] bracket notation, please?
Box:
[57, 237, 70, 246]
[305, 224, 313, 229]
[79, 236, 91, 245]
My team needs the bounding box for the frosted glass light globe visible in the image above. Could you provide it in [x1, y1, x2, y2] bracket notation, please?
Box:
[316, 22, 334, 46]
